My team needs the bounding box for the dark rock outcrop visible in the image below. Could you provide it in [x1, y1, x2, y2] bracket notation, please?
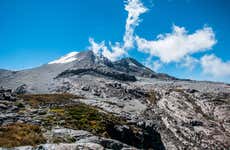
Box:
[107, 124, 165, 150]
[56, 68, 137, 82]
[0, 87, 17, 101]
[14, 84, 28, 94]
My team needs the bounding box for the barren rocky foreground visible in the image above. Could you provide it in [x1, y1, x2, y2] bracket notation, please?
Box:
[0, 51, 230, 149]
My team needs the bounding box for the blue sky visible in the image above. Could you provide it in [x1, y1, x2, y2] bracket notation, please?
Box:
[0, 0, 229, 83]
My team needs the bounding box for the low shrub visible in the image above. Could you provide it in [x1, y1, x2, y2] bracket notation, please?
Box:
[18, 93, 82, 108]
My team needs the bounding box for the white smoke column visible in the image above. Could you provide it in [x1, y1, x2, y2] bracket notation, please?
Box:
[89, 38, 105, 55]
[89, 0, 148, 61]
[123, 0, 148, 49]
[102, 0, 148, 60]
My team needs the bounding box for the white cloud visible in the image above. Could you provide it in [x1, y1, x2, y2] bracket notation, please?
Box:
[102, 42, 126, 61]
[88, 38, 126, 61]
[152, 60, 163, 71]
[123, 0, 148, 49]
[201, 54, 230, 77]
[180, 56, 199, 70]
[88, 0, 147, 61]
[88, 38, 105, 55]
[143, 56, 163, 72]
[136, 25, 216, 63]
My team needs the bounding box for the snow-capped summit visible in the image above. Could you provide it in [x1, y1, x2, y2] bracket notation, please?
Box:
[0, 49, 176, 94]
[48, 52, 79, 64]
[46, 50, 173, 79]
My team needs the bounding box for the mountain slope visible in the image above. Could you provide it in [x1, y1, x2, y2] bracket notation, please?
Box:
[114, 57, 176, 79]
[0, 50, 230, 149]
[0, 50, 175, 92]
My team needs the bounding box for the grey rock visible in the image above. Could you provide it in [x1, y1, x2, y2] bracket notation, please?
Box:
[11, 143, 104, 150]
[14, 84, 27, 94]
[0, 104, 7, 110]
[9, 105, 19, 112]
[185, 88, 199, 93]
[44, 128, 137, 150]
[81, 86, 90, 91]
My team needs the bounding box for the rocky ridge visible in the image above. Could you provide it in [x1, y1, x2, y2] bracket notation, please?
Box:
[0, 88, 165, 149]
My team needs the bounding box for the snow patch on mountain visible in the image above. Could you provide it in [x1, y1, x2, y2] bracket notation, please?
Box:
[49, 52, 79, 64]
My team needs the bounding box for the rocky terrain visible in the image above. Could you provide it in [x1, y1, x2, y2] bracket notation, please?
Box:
[0, 50, 230, 150]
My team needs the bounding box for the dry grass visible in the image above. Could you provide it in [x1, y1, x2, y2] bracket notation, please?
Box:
[18, 93, 82, 108]
[147, 90, 158, 104]
[0, 123, 46, 148]
[173, 88, 185, 93]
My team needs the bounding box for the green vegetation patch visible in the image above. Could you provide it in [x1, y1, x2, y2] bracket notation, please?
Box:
[45, 103, 126, 137]
[0, 123, 46, 148]
[18, 93, 82, 108]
